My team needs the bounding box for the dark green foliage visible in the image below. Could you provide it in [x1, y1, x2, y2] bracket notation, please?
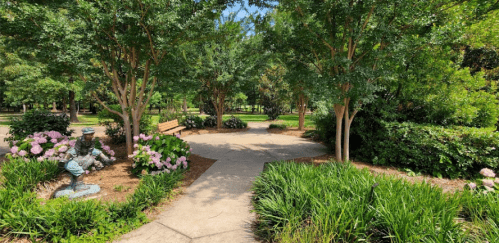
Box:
[253, 161, 497, 242]
[98, 104, 154, 144]
[268, 124, 286, 130]
[354, 121, 499, 179]
[223, 115, 247, 129]
[311, 109, 336, 146]
[0, 152, 184, 242]
[183, 115, 204, 129]
[7, 109, 72, 143]
[461, 47, 499, 77]
[158, 109, 187, 123]
[202, 100, 217, 116]
[262, 95, 284, 120]
[203, 115, 217, 127]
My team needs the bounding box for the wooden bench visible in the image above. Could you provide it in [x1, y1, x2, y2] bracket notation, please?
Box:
[158, 119, 186, 135]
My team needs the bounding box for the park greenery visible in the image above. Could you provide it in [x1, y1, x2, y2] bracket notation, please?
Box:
[0, 0, 499, 241]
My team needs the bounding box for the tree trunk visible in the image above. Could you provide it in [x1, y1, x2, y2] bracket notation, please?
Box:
[297, 93, 307, 131]
[68, 77, 79, 122]
[183, 95, 188, 112]
[62, 98, 67, 113]
[22, 103, 26, 113]
[123, 114, 133, 155]
[52, 102, 57, 112]
[333, 103, 345, 162]
[343, 99, 358, 162]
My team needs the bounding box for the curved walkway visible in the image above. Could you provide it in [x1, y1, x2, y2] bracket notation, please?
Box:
[117, 123, 327, 243]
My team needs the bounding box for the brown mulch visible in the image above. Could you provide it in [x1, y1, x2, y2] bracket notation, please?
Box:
[268, 128, 467, 194]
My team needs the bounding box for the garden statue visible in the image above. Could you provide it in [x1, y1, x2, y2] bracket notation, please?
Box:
[54, 127, 115, 199]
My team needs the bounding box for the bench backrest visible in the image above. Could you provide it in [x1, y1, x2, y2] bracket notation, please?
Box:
[158, 119, 179, 132]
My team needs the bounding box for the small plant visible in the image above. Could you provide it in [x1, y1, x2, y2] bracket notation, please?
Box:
[7, 109, 73, 143]
[203, 115, 217, 128]
[465, 168, 499, 194]
[130, 133, 191, 176]
[113, 184, 131, 192]
[183, 115, 204, 129]
[223, 115, 247, 129]
[269, 124, 286, 130]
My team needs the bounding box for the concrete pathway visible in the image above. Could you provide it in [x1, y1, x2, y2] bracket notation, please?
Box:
[116, 122, 327, 243]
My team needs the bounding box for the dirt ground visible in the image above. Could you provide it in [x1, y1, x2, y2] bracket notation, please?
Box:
[35, 139, 217, 203]
[268, 127, 467, 193]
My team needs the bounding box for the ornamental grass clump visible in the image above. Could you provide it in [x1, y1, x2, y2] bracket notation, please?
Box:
[253, 161, 499, 242]
[130, 133, 191, 176]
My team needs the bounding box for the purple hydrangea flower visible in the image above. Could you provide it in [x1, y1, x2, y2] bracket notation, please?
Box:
[51, 138, 58, 143]
[58, 146, 68, 153]
[134, 144, 139, 148]
[480, 168, 496, 178]
[44, 149, 55, 157]
[133, 136, 139, 142]
[10, 146, 19, 154]
[483, 179, 495, 188]
[18, 150, 27, 157]
[69, 140, 76, 147]
[176, 134, 181, 139]
[155, 136, 160, 140]
[30, 145, 43, 155]
[37, 157, 45, 162]
[468, 182, 477, 190]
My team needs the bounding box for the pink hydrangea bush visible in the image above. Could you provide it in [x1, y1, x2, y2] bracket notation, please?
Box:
[6, 131, 115, 163]
[130, 133, 191, 176]
[466, 168, 499, 194]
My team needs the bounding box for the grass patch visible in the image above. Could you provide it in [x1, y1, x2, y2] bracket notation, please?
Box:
[253, 161, 499, 242]
[269, 124, 287, 130]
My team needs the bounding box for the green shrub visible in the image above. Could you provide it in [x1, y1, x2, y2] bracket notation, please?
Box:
[311, 103, 336, 146]
[203, 115, 217, 128]
[354, 121, 499, 179]
[7, 110, 73, 143]
[158, 109, 187, 123]
[262, 96, 284, 120]
[269, 124, 286, 130]
[183, 115, 204, 129]
[223, 115, 247, 129]
[253, 161, 486, 243]
[98, 104, 154, 144]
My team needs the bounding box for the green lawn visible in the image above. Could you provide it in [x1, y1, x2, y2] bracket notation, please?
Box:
[0, 112, 316, 129]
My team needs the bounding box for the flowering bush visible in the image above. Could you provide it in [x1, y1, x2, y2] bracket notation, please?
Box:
[183, 115, 204, 129]
[6, 131, 115, 164]
[223, 115, 247, 129]
[203, 116, 217, 127]
[130, 133, 191, 176]
[466, 168, 499, 194]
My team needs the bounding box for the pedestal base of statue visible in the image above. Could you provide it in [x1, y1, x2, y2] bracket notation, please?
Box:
[54, 184, 101, 199]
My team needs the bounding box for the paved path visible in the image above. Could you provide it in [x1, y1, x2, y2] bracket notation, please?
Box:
[116, 123, 327, 243]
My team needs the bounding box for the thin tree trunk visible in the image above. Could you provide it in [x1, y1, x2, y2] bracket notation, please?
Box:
[62, 98, 67, 113]
[298, 93, 307, 131]
[22, 103, 26, 113]
[333, 103, 345, 162]
[52, 102, 57, 112]
[183, 95, 188, 112]
[343, 99, 359, 162]
[69, 77, 79, 123]
[123, 114, 133, 155]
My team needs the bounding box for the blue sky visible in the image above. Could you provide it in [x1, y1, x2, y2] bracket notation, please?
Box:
[221, 1, 272, 21]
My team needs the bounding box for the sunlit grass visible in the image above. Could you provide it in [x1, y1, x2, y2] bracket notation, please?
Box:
[0, 112, 316, 128]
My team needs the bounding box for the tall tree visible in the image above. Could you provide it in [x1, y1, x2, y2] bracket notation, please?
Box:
[264, 0, 470, 162]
